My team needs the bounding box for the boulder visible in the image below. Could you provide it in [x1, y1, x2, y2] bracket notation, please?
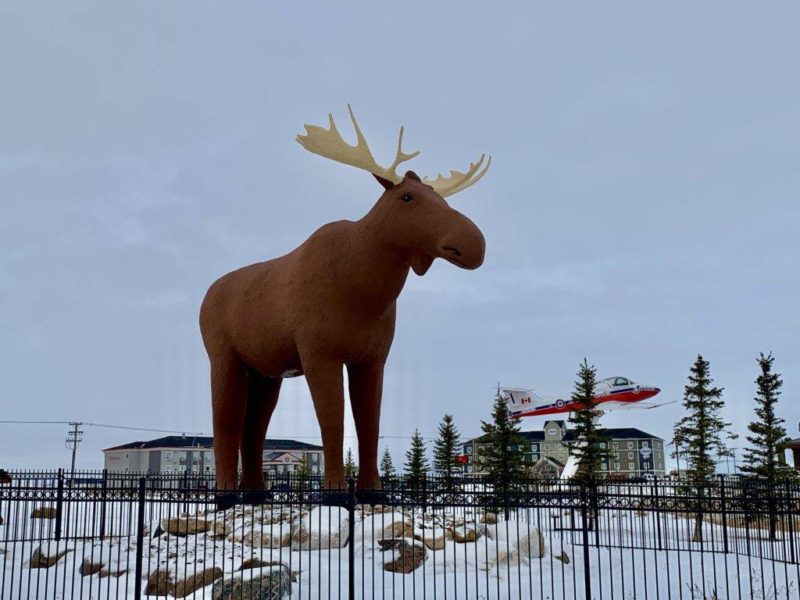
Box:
[554, 551, 570, 564]
[161, 517, 219, 537]
[290, 507, 348, 550]
[415, 532, 447, 551]
[30, 506, 57, 519]
[481, 512, 498, 524]
[516, 528, 545, 559]
[99, 568, 127, 578]
[79, 559, 104, 576]
[172, 567, 223, 598]
[381, 520, 414, 540]
[212, 566, 292, 600]
[144, 568, 172, 596]
[383, 540, 427, 574]
[239, 558, 283, 571]
[452, 526, 480, 543]
[30, 546, 71, 568]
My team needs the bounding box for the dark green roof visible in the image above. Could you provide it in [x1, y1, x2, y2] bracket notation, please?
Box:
[104, 435, 322, 452]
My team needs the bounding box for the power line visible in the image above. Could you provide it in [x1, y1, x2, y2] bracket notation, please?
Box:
[0, 419, 481, 441]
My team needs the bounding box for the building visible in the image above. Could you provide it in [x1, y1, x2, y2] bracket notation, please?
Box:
[784, 438, 800, 470]
[103, 436, 324, 477]
[462, 420, 665, 479]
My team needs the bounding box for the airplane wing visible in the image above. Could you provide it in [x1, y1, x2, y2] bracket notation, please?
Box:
[608, 399, 677, 411]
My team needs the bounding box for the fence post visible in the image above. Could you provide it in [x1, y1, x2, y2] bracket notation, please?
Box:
[421, 473, 428, 516]
[653, 476, 663, 551]
[99, 468, 108, 540]
[718, 475, 729, 554]
[134, 477, 146, 600]
[346, 476, 356, 600]
[579, 481, 592, 599]
[786, 480, 796, 564]
[55, 468, 64, 541]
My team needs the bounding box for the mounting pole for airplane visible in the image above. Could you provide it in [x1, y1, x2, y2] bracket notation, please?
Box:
[65, 422, 84, 478]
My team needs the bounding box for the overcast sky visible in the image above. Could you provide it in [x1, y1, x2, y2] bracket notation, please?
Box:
[1, 2, 798, 472]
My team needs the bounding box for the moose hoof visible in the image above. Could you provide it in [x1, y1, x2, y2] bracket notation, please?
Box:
[242, 490, 272, 506]
[214, 492, 241, 512]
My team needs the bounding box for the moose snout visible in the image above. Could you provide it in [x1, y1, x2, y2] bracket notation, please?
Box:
[439, 213, 485, 270]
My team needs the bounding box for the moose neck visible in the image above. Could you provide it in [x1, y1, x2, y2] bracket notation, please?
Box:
[338, 210, 415, 316]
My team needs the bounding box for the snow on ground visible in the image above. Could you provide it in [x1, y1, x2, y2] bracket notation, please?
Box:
[1, 499, 799, 599]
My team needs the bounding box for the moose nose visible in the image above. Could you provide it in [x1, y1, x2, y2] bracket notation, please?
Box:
[440, 214, 485, 270]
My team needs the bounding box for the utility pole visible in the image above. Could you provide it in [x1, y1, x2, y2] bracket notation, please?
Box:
[65, 422, 84, 478]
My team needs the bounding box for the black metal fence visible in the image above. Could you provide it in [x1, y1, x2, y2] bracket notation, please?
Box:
[1, 470, 799, 599]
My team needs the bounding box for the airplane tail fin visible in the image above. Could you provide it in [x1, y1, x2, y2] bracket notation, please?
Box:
[501, 388, 535, 416]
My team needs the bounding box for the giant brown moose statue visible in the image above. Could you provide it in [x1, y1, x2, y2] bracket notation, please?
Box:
[200, 106, 489, 499]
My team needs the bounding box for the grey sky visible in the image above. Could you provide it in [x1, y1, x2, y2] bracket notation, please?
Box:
[1, 2, 798, 471]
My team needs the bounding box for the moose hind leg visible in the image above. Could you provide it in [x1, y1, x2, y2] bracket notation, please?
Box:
[240, 373, 282, 491]
[347, 362, 384, 491]
[210, 352, 248, 494]
[303, 357, 346, 490]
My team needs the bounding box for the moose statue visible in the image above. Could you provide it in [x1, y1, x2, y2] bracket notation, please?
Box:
[200, 106, 489, 501]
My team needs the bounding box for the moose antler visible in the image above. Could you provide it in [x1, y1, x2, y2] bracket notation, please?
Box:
[296, 105, 490, 197]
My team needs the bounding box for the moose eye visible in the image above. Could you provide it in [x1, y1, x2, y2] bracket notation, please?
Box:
[401, 193, 412, 203]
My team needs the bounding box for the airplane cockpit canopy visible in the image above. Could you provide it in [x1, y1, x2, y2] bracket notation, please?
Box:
[601, 376, 634, 387]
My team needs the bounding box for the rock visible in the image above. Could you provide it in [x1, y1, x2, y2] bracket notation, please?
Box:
[212, 565, 292, 600]
[383, 540, 427, 574]
[482, 512, 498, 524]
[381, 521, 414, 540]
[30, 506, 57, 519]
[414, 531, 447, 550]
[452, 526, 480, 543]
[172, 567, 223, 598]
[232, 529, 291, 549]
[99, 568, 127, 578]
[161, 517, 216, 537]
[79, 559, 104, 576]
[144, 568, 172, 596]
[290, 507, 348, 550]
[30, 546, 71, 568]
[239, 558, 284, 571]
[517, 528, 545, 559]
[554, 551, 570, 564]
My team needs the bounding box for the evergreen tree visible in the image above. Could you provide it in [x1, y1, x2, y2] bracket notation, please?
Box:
[433, 414, 462, 485]
[294, 455, 312, 490]
[741, 353, 793, 480]
[404, 429, 429, 486]
[380, 447, 396, 480]
[568, 359, 611, 482]
[478, 392, 529, 484]
[344, 447, 358, 479]
[672, 354, 736, 541]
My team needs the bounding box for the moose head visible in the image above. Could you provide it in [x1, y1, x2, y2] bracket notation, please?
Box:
[296, 105, 488, 276]
[201, 106, 489, 502]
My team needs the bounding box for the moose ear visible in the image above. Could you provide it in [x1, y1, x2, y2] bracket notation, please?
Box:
[404, 170, 421, 182]
[374, 174, 395, 190]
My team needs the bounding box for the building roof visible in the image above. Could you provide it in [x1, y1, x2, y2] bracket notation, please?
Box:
[785, 438, 800, 449]
[467, 427, 662, 445]
[104, 435, 322, 452]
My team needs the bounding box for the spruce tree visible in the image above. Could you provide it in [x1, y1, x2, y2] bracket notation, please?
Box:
[344, 447, 358, 479]
[380, 447, 396, 480]
[568, 359, 611, 483]
[741, 353, 793, 481]
[404, 429, 429, 486]
[478, 392, 529, 485]
[672, 354, 736, 541]
[433, 414, 461, 485]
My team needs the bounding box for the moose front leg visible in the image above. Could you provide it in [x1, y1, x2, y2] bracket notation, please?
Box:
[347, 361, 383, 491]
[303, 357, 346, 490]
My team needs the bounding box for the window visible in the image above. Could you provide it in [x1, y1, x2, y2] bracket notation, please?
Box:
[601, 464, 607, 471]
[628, 462, 634, 470]
[642, 441, 649, 448]
[615, 463, 621, 470]
[599, 442, 606, 448]
[613, 442, 619, 449]
[614, 377, 629, 386]
[627, 442, 633, 449]
[627, 452, 633, 460]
